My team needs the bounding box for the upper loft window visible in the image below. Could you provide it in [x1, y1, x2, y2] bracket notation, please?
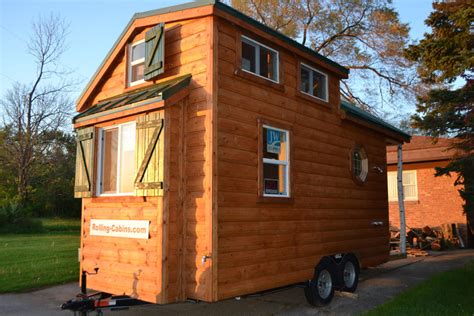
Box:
[241, 35, 279, 83]
[97, 122, 136, 196]
[300, 63, 328, 102]
[128, 40, 145, 86]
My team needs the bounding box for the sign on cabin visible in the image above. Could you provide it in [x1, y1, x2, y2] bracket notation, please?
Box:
[266, 128, 281, 154]
[89, 219, 150, 239]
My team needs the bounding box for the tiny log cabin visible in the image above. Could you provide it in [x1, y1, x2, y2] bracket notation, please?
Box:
[73, 0, 410, 306]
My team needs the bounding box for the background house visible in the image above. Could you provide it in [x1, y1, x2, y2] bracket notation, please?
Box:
[387, 136, 467, 234]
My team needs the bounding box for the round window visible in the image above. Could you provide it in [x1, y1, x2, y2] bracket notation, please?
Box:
[351, 146, 368, 183]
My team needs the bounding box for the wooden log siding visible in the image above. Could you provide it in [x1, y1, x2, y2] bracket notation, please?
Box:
[90, 18, 210, 106]
[80, 196, 164, 303]
[215, 17, 389, 300]
[79, 15, 214, 303]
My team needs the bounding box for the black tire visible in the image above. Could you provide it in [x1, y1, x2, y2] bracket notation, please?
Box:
[340, 253, 360, 292]
[304, 257, 336, 306]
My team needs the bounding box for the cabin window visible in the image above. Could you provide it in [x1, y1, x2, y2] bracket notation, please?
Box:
[387, 170, 418, 201]
[128, 40, 145, 86]
[300, 63, 328, 102]
[351, 146, 368, 183]
[241, 36, 279, 82]
[262, 125, 289, 197]
[97, 122, 136, 195]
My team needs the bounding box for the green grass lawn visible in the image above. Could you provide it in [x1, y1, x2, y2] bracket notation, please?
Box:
[40, 217, 81, 232]
[365, 260, 474, 315]
[0, 218, 80, 293]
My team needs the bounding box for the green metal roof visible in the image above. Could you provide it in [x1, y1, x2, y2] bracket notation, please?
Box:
[73, 74, 191, 123]
[340, 100, 411, 141]
[76, 0, 348, 106]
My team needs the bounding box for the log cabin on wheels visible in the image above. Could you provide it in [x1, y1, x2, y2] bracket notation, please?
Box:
[71, 0, 410, 308]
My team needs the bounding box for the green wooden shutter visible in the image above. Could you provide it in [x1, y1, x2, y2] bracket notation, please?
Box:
[135, 112, 165, 196]
[74, 127, 95, 198]
[144, 23, 165, 81]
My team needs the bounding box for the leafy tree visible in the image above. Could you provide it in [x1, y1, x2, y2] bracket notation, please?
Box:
[227, 0, 417, 111]
[28, 130, 80, 217]
[405, 0, 473, 240]
[0, 126, 17, 206]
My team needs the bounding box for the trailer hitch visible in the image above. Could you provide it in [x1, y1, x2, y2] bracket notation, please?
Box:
[61, 269, 149, 315]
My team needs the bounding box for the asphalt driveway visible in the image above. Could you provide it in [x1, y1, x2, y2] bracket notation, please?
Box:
[1, 249, 474, 316]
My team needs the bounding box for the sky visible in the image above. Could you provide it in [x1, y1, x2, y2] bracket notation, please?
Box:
[0, 0, 434, 106]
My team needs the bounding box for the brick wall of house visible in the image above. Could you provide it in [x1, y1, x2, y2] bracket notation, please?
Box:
[387, 160, 466, 229]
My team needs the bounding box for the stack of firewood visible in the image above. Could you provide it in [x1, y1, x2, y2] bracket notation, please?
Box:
[391, 223, 465, 252]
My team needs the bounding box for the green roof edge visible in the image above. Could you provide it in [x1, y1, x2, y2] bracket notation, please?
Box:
[76, 0, 348, 107]
[340, 100, 411, 141]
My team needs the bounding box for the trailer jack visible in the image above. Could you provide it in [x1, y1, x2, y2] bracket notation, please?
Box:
[61, 270, 149, 315]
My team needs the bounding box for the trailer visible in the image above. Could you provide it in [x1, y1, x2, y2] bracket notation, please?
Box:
[70, 0, 410, 309]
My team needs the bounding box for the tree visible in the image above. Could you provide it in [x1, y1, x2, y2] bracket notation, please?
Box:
[28, 130, 80, 217]
[404, 0, 474, 241]
[227, 0, 418, 111]
[0, 126, 17, 205]
[0, 14, 74, 206]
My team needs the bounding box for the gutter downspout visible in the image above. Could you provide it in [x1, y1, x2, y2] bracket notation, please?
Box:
[397, 144, 407, 255]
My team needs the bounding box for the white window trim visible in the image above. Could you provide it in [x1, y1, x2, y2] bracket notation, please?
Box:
[262, 124, 290, 197]
[388, 170, 418, 202]
[241, 35, 280, 84]
[300, 63, 329, 102]
[96, 122, 136, 197]
[128, 39, 145, 87]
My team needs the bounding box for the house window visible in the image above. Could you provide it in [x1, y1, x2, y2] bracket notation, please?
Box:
[387, 170, 418, 201]
[262, 125, 289, 197]
[300, 63, 328, 102]
[97, 122, 136, 195]
[351, 146, 368, 183]
[241, 36, 279, 82]
[128, 40, 145, 86]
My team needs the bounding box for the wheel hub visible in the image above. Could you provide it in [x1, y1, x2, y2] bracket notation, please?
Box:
[317, 269, 332, 299]
[343, 261, 356, 288]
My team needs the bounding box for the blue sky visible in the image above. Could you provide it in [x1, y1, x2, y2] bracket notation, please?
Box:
[0, 0, 433, 104]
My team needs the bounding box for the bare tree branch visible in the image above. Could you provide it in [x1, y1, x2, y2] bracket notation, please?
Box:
[0, 14, 74, 204]
[314, 5, 369, 52]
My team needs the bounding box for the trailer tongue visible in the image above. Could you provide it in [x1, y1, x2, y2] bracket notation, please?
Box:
[61, 270, 149, 315]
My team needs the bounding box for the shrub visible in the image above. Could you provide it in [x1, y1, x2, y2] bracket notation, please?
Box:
[0, 201, 43, 234]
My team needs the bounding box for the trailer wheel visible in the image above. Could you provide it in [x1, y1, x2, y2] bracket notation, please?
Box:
[304, 258, 335, 306]
[340, 254, 359, 292]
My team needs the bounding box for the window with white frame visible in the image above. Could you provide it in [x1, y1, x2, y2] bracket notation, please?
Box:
[262, 125, 289, 197]
[387, 170, 418, 201]
[128, 40, 145, 86]
[300, 63, 328, 102]
[241, 36, 279, 82]
[352, 146, 368, 183]
[97, 122, 136, 195]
